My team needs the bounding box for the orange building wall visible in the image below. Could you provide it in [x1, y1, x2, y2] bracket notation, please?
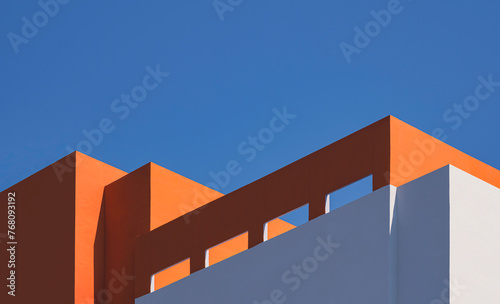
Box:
[209, 232, 249, 266]
[134, 117, 390, 298]
[267, 218, 295, 240]
[0, 154, 76, 304]
[152, 218, 295, 292]
[74, 152, 127, 304]
[0, 152, 126, 304]
[208, 218, 295, 265]
[104, 163, 153, 304]
[388, 116, 500, 189]
[153, 259, 191, 291]
[104, 162, 225, 304]
[150, 162, 223, 230]
[0, 152, 300, 304]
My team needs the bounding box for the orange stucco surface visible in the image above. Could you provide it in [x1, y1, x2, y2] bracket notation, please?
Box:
[389, 116, 500, 188]
[103, 162, 225, 304]
[153, 259, 191, 291]
[0, 152, 127, 304]
[74, 152, 127, 304]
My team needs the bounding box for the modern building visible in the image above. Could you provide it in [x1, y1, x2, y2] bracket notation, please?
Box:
[1, 116, 499, 304]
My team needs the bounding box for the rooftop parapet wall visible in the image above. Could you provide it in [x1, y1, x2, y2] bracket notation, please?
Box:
[134, 116, 392, 298]
[136, 166, 500, 304]
[134, 116, 500, 299]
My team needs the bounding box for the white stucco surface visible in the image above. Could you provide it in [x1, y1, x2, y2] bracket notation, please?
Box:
[449, 166, 500, 304]
[137, 185, 395, 304]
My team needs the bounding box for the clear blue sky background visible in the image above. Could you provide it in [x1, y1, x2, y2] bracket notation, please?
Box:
[1, 1, 500, 224]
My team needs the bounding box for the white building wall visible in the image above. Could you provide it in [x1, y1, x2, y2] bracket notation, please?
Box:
[395, 166, 451, 304]
[137, 185, 396, 304]
[449, 166, 500, 304]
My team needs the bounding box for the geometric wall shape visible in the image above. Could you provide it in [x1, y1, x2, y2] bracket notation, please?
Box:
[136, 185, 396, 304]
[104, 162, 223, 304]
[136, 165, 500, 304]
[0, 152, 127, 304]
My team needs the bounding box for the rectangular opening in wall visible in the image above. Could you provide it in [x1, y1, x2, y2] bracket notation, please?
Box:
[150, 258, 190, 293]
[206, 232, 248, 267]
[264, 204, 308, 241]
[326, 175, 372, 213]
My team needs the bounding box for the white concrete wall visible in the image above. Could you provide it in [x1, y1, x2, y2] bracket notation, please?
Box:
[449, 166, 500, 304]
[137, 185, 396, 304]
[395, 165, 500, 304]
[395, 166, 451, 304]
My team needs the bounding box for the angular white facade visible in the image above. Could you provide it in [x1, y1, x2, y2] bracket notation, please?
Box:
[137, 165, 500, 304]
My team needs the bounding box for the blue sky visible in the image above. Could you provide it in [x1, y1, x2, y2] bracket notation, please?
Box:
[2, 1, 500, 222]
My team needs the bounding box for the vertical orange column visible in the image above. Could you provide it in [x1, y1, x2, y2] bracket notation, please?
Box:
[74, 152, 127, 304]
[104, 162, 223, 304]
[104, 163, 152, 304]
[0, 152, 126, 304]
